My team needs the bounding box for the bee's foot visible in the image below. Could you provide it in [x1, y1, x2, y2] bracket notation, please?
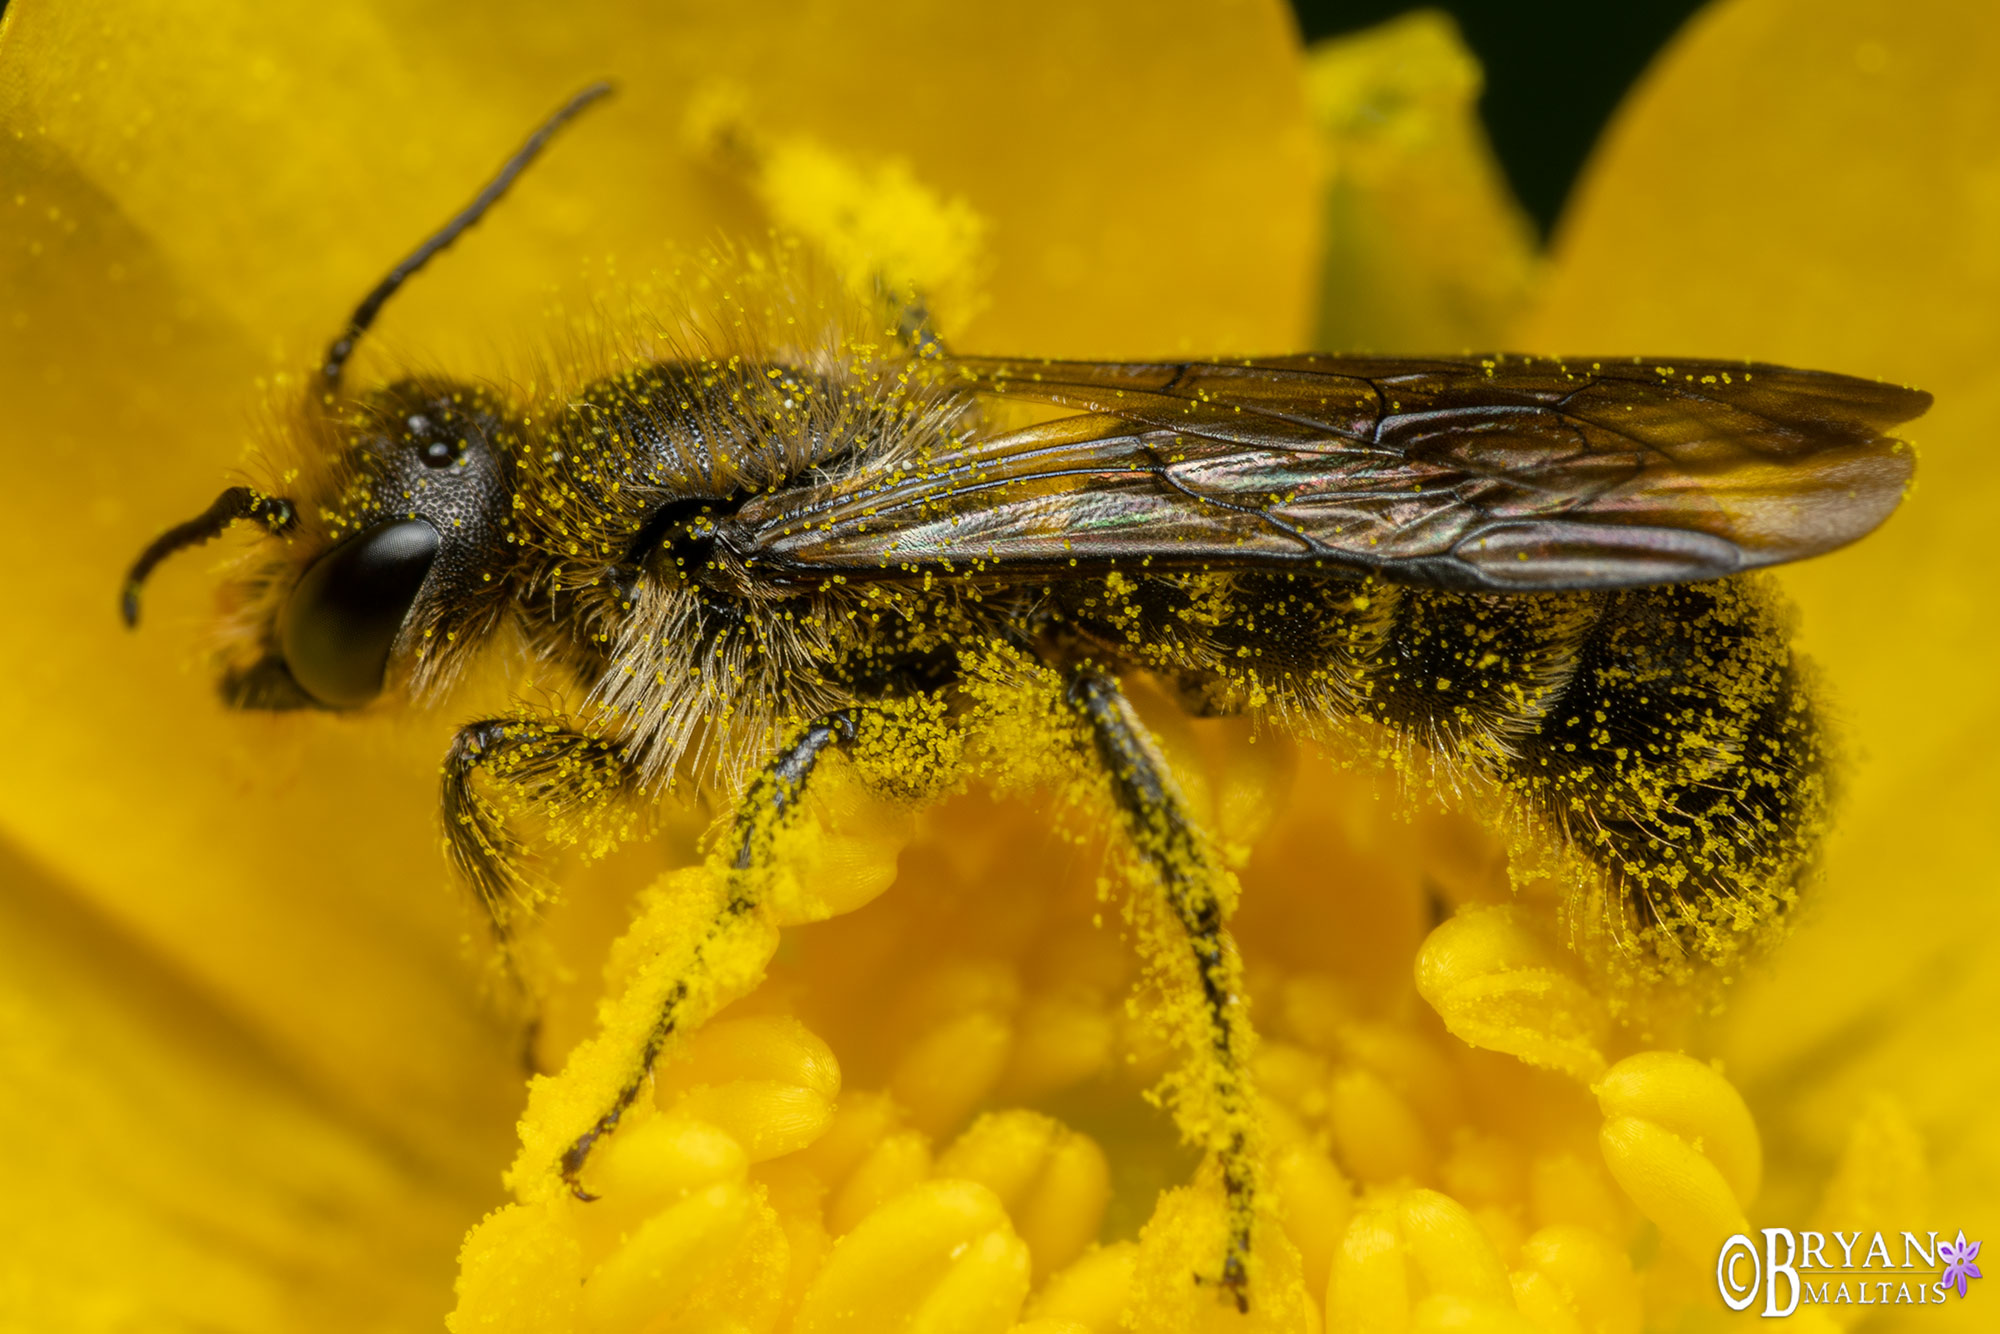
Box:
[559, 1120, 614, 1202]
[1195, 1253, 1251, 1315]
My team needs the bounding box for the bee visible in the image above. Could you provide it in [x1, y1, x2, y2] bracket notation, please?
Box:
[121, 84, 1924, 1309]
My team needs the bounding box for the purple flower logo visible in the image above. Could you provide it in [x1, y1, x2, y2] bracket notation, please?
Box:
[1941, 1231, 1983, 1298]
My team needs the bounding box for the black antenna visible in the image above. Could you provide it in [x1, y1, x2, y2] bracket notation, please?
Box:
[121, 487, 296, 627]
[320, 80, 615, 393]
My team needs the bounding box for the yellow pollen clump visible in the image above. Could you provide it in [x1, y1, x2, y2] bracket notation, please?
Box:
[681, 80, 988, 334]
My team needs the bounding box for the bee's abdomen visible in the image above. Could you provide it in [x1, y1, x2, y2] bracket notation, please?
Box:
[1467, 580, 1829, 968]
[1194, 572, 1828, 969]
[1055, 568, 1827, 968]
[1362, 586, 1599, 762]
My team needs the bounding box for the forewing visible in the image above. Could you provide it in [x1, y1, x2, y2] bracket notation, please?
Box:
[726, 354, 1925, 591]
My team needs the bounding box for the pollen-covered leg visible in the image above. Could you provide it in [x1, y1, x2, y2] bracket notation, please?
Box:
[442, 717, 641, 1068]
[881, 279, 948, 359]
[557, 709, 859, 1197]
[1068, 669, 1260, 1312]
[441, 717, 642, 936]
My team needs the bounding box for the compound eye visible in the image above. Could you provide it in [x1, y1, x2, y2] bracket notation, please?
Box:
[277, 519, 440, 708]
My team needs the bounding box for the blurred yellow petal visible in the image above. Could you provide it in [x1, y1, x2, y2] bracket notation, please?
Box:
[1515, 0, 2000, 1256]
[0, 842, 473, 1329]
[1304, 11, 1540, 353]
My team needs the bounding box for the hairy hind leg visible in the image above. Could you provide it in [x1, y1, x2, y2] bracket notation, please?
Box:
[558, 709, 859, 1196]
[1068, 668, 1259, 1312]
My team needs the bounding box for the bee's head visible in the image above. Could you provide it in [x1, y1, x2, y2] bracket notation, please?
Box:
[121, 82, 613, 711]
[124, 378, 524, 711]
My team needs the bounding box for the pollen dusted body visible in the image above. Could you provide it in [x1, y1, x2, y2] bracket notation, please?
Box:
[440, 350, 1832, 983]
[122, 88, 1926, 1312]
[383, 342, 1836, 1305]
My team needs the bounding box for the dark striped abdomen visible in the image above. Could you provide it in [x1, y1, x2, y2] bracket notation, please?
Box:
[1055, 569, 1830, 974]
[1367, 577, 1828, 972]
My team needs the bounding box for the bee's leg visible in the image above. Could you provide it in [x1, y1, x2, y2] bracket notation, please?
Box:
[441, 717, 641, 1068]
[558, 709, 858, 1196]
[1068, 669, 1257, 1313]
[880, 279, 947, 360]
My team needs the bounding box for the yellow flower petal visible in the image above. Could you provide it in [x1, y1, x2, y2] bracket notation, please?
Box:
[1517, 0, 2000, 1253]
[1304, 11, 1540, 353]
[0, 845, 480, 1329]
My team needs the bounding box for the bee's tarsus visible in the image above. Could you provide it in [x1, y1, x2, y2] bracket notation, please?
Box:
[557, 712, 859, 1191]
[560, 976, 684, 1198]
[1195, 1253, 1251, 1314]
[1218, 1260, 1251, 1315]
[559, 1132, 604, 1202]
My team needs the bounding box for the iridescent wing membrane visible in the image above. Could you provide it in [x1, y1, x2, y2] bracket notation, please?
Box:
[728, 355, 1926, 591]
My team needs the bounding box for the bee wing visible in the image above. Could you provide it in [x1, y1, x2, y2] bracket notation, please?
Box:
[728, 354, 1925, 591]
